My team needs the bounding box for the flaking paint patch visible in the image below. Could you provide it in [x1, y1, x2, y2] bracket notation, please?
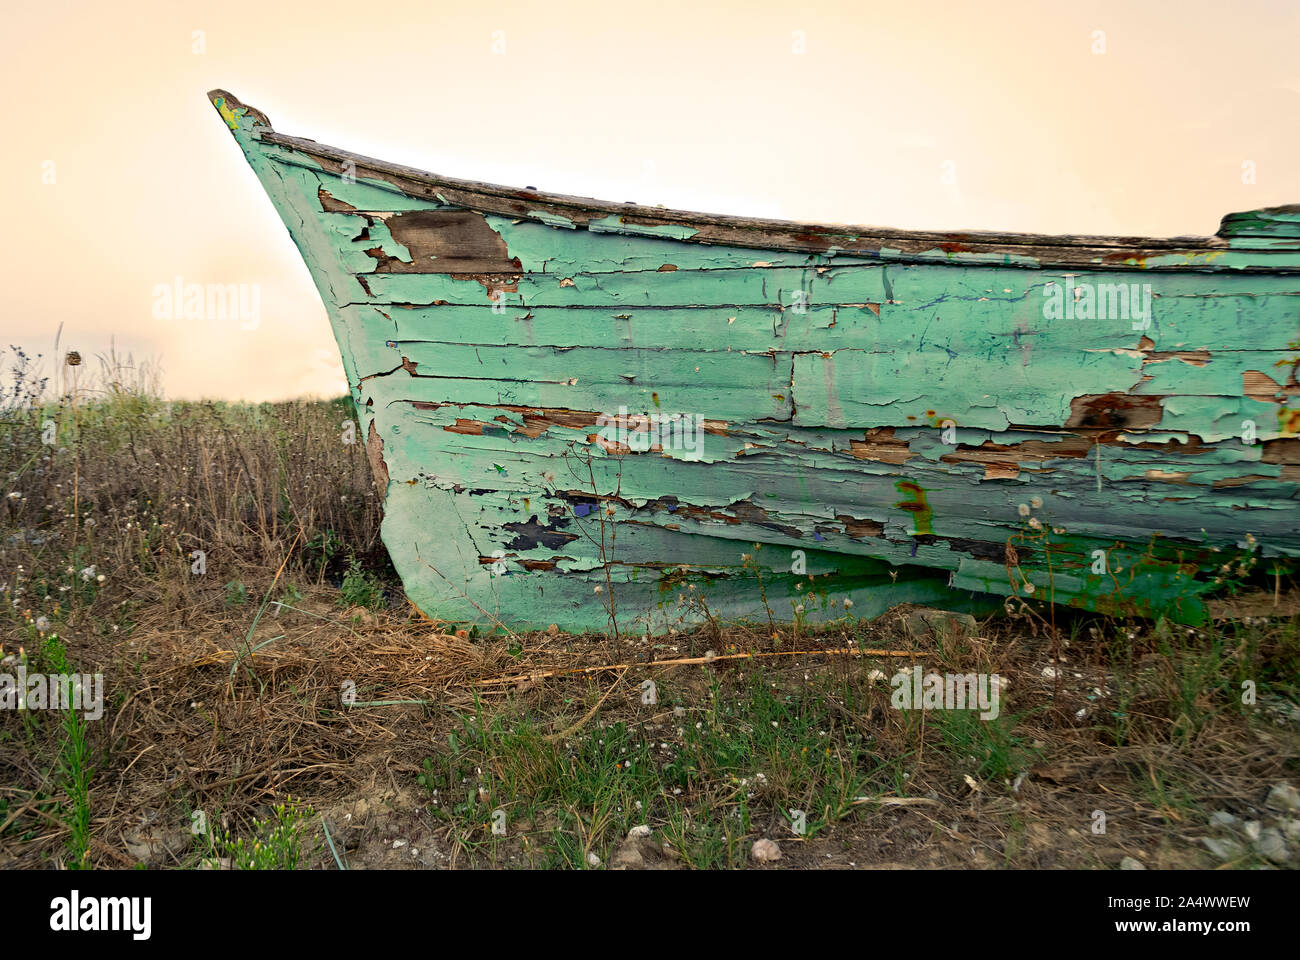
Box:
[525, 209, 576, 229]
[586, 215, 700, 240]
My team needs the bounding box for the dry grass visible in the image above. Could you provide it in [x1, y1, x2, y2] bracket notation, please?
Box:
[1, 346, 1297, 869]
[2, 346, 383, 628]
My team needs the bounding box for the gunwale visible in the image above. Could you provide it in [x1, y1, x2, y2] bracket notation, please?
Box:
[208, 90, 1300, 273]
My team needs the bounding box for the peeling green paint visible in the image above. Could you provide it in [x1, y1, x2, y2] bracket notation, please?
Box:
[209, 90, 1300, 633]
[524, 209, 577, 230]
[587, 215, 700, 240]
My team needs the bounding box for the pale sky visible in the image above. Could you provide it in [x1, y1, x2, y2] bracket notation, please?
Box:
[5, 0, 1298, 400]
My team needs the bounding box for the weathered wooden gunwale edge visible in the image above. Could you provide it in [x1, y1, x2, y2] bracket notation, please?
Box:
[207, 89, 1300, 272]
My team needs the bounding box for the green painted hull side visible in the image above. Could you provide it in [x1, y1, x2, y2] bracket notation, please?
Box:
[211, 94, 1300, 632]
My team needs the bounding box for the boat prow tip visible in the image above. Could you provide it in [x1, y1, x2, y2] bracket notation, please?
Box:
[207, 89, 273, 133]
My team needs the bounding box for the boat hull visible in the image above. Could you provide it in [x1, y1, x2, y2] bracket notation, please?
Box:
[210, 91, 1300, 632]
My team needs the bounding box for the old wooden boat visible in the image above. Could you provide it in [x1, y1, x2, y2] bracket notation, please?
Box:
[209, 89, 1299, 632]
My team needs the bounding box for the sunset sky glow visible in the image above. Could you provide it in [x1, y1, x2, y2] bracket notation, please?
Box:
[5, 0, 1298, 399]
